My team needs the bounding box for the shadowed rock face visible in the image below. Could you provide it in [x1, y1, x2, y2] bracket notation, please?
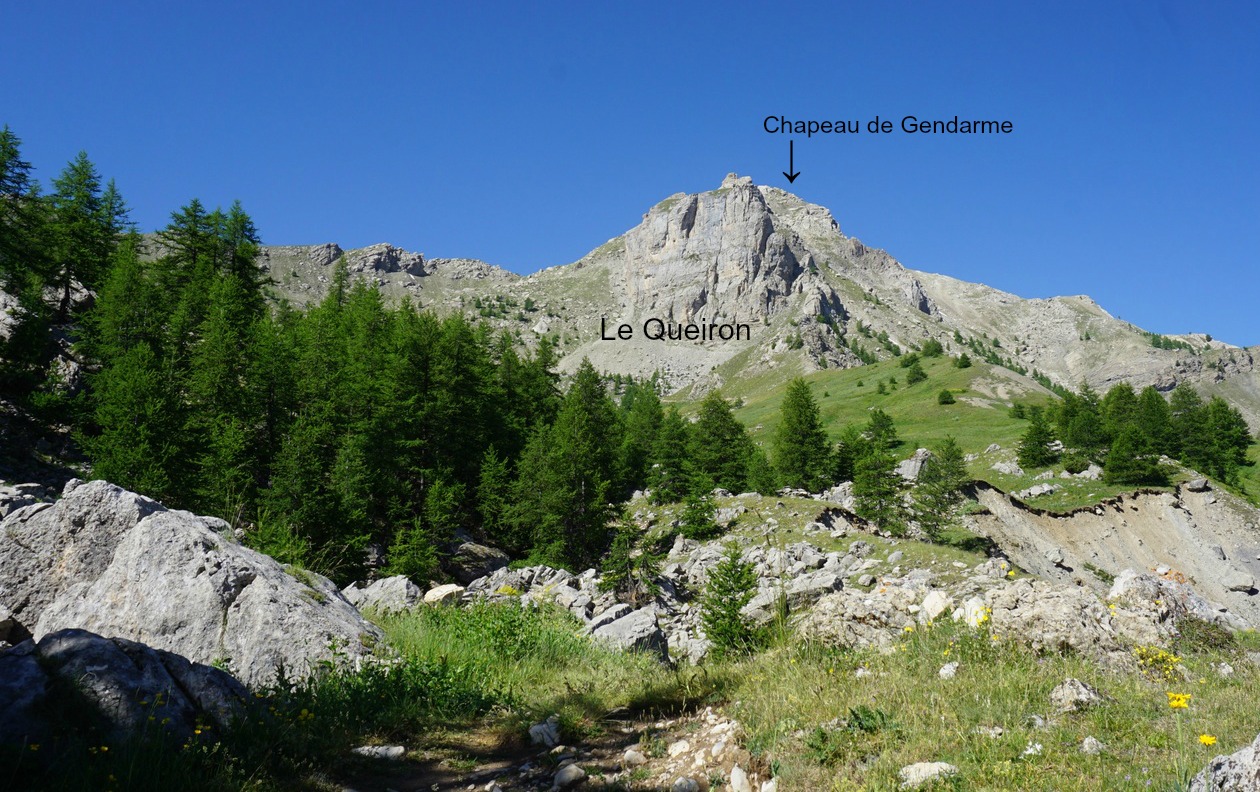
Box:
[0, 479, 384, 687]
[0, 628, 247, 747]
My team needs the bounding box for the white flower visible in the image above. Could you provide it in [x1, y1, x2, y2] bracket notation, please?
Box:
[1023, 742, 1043, 757]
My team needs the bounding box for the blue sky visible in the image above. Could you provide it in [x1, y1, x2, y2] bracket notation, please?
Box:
[5, 2, 1258, 345]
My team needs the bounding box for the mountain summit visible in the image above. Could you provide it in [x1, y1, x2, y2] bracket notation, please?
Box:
[258, 175, 1260, 427]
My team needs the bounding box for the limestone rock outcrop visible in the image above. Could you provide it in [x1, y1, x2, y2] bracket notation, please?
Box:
[0, 479, 383, 687]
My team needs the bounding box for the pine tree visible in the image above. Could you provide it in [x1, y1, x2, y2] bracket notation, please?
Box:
[1017, 408, 1059, 469]
[87, 342, 182, 501]
[1104, 425, 1166, 486]
[47, 152, 120, 320]
[679, 492, 721, 540]
[0, 126, 42, 290]
[745, 443, 779, 495]
[832, 424, 871, 483]
[689, 391, 754, 492]
[1171, 384, 1212, 473]
[515, 359, 621, 568]
[773, 377, 832, 491]
[854, 451, 907, 534]
[863, 409, 899, 453]
[701, 545, 758, 657]
[1135, 386, 1176, 457]
[904, 361, 928, 385]
[599, 513, 661, 606]
[1101, 382, 1139, 440]
[1205, 396, 1253, 483]
[619, 380, 663, 495]
[649, 407, 694, 504]
[912, 437, 969, 540]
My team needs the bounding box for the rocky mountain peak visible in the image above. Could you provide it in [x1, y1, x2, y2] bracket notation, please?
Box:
[618, 175, 815, 325]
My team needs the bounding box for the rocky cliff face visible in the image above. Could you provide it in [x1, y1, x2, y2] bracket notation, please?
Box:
[620, 174, 814, 324]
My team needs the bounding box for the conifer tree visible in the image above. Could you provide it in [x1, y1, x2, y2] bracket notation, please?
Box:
[854, 450, 907, 534]
[649, 407, 694, 504]
[1017, 408, 1059, 469]
[47, 152, 120, 320]
[689, 391, 754, 492]
[701, 545, 758, 657]
[1104, 425, 1166, 485]
[618, 380, 663, 495]
[912, 436, 970, 540]
[773, 377, 832, 491]
[832, 424, 871, 483]
[514, 359, 621, 568]
[1170, 384, 1212, 473]
[1135, 386, 1176, 457]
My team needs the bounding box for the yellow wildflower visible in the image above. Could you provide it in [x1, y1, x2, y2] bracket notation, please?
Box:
[1199, 734, 1217, 746]
[1167, 692, 1192, 709]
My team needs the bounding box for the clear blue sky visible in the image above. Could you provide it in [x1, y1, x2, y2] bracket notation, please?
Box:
[5, 2, 1257, 345]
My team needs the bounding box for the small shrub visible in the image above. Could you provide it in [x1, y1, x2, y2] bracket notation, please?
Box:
[1174, 616, 1238, 654]
[937, 390, 955, 405]
[701, 546, 758, 657]
[679, 493, 722, 540]
[1062, 452, 1091, 475]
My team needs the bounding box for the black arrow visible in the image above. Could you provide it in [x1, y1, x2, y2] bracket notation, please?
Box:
[783, 139, 800, 183]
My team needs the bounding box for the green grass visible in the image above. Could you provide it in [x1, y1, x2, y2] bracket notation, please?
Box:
[726, 620, 1260, 791]
[15, 590, 1260, 791]
[728, 356, 1050, 460]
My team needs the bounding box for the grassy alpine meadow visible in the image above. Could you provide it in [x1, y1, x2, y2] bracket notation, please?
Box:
[722, 620, 1260, 791]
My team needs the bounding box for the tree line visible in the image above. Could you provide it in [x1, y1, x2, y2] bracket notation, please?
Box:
[1016, 381, 1253, 487]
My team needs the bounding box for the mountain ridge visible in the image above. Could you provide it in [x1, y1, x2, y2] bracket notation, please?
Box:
[253, 174, 1260, 428]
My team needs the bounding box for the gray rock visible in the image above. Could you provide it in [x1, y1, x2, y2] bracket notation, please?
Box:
[446, 542, 510, 584]
[0, 628, 247, 747]
[731, 765, 753, 792]
[623, 748, 647, 767]
[888, 550, 904, 564]
[1050, 678, 1103, 713]
[1189, 730, 1260, 791]
[1223, 571, 1256, 593]
[671, 778, 700, 792]
[586, 604, 633, 632]
[896, 449, 933, 482]
[423, 583, 466, 604]
[351, 575, 423, 614]
[938, 662, 959, 680]
[530, 715, 561, 747]
[1186, 478, 1211, 493]
[553, 764, 586, 788]
[591, 607, 669, 661]
[352, 745, 406, 760]
[1081, 736, 1105, 755]
[0, 640, 52, 745]
[1, 480, 383, 687]
[742, 570, 844, 624]
[991, 461, 1024, 476]
[898, 762, 958, 788]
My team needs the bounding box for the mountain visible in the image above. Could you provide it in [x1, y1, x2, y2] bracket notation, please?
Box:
[257, 174, 1260, 428]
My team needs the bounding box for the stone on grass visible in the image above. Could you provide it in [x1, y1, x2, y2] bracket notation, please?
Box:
[553, 763, 586, 788]
[1050, 678, 1103, 713]
[899, 761, 958, 788]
